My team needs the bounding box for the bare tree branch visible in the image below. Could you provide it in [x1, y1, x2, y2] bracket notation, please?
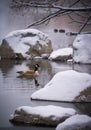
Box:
[78, 14, 91, 34]
[27, 9, 62, 28]
[11, 0, 91, 33]
[68, 13, 91, 25]
[69, 0, 80, 7]
[11, 0, 91, 11]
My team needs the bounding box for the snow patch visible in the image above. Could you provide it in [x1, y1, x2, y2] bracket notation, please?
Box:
[15, 105, 76, 118]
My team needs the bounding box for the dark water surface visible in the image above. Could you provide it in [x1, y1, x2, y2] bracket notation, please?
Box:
[0, 59, 91, 130]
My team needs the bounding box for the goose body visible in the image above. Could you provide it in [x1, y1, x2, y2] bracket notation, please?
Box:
[17, 64, 39, 78]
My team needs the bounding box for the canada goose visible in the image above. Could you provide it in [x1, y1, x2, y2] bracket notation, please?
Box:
[17, 64, 40, 78]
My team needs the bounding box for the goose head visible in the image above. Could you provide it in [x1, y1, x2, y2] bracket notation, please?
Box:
[34, 64, 40, 72]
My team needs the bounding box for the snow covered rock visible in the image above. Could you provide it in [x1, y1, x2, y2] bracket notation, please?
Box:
[0, 40, 16, 59]
[49, 47, 73, 61]
[10, 105, 76, 126]
[0, 29, 52, 59]
[31, 70, 91, 102]
[73, 34, 91, 64]
[56, 114, 91, 130]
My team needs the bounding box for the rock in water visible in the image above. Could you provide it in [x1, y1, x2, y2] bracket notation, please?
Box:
[0, 29, 52, 59]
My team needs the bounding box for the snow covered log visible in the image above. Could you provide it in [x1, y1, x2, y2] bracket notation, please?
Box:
[49, 48, 73, 61]
[56, 114, 91, 130]
[73, 34, 91, 64]
[0, 29, 52, 59]
[10, 105, 76, 126]
[31, 70, 91, 102]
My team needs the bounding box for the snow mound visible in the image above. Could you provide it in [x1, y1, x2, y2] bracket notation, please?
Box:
[1, 29, 52, 59]
[10, 105, 76, 126]
[49, 47, 73, 61]
[56, 114, 91, 130]
[31, 70, 91, 102]
[73, 34, 91, 64]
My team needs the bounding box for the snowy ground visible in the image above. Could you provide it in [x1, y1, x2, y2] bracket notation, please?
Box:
[31, 70, 91, 102]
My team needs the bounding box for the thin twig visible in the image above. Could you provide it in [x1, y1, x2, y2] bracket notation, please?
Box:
[78, 14, 91, 34]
